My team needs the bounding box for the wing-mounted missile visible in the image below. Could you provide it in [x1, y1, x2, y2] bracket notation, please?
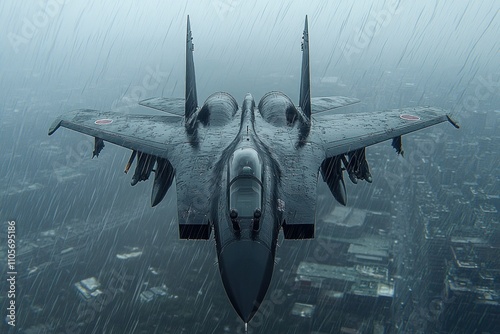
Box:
[151, 157, 175, 207]
[258, 91, 299, 126]
[124, 150, 137, 174]
[197, 92, 238, 126]
[344, 147, 372, 184]
[131, 151, 156, 186]
[124, 150, 175, 206]
[320, 149, 372, 206]
[320, 156, 347, 206]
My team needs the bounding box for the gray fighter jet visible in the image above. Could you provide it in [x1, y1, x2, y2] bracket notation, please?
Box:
[49, 16, 459, 324]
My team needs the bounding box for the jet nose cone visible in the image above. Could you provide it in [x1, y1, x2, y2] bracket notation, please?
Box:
[219, 240, 274, 322]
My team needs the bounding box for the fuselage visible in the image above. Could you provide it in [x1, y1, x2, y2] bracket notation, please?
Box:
[212, 93, 281, 322]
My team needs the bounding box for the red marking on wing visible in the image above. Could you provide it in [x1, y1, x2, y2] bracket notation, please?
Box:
[95, 119, 113, 125]
[400, 114, 420, 121]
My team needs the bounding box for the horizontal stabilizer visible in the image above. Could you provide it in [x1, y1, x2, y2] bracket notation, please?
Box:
[311, 96, 360, 114]
[139, 97, 185, 116]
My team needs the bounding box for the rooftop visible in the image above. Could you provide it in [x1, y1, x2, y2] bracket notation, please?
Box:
[296, 262, 394, 298]
[321, 206, 367, 228]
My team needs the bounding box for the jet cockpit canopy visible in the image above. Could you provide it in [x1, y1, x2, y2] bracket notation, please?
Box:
[228, 148, 263, 218]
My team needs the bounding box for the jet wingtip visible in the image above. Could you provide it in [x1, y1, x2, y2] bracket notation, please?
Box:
[446, 114, 460, 129]
[48, 118, 62, 136]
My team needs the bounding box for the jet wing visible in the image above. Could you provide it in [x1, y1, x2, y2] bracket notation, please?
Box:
[48, 108, 185, 161]
[268, 106, 457, 238]
[311, 96, 360, 114]
[49, 107, 233, 239]
[313, 106, 459, 158]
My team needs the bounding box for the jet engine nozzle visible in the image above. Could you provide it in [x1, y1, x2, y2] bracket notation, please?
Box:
[258, 91, 298, 126]
[198, 92, 238, 126]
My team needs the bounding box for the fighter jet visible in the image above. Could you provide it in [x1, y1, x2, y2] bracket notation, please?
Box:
[49, 16, 459, 324]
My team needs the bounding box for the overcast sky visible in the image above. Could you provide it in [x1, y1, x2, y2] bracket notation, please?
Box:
[0, 0, 498, 108]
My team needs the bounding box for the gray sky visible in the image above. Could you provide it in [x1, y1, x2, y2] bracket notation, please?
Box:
[0, 0, 498, 109]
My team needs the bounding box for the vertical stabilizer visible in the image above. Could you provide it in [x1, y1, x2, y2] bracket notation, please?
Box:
[299, 15, 311, 120]
[185, 15, 198, 121]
